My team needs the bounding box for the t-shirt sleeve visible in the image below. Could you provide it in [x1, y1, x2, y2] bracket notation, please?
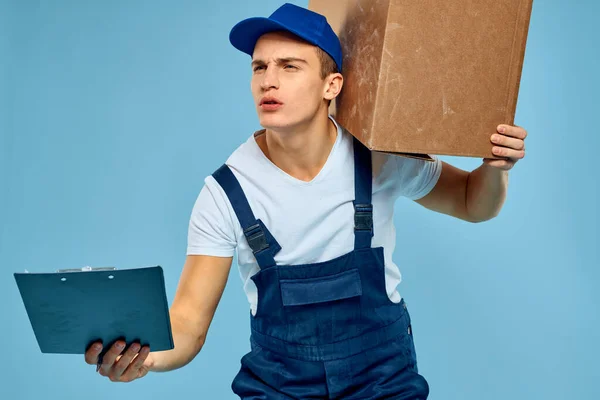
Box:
[186, 176, 238, 257]
[394, 155, 443, 200]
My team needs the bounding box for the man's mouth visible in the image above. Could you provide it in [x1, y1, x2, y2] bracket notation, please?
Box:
[260, 97, 283, 110]
[260, 97, 282, 106]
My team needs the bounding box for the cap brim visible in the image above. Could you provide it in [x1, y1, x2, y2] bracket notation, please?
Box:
[229, 17, 313, 57]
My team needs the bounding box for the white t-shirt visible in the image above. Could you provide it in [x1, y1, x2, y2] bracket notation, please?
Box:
[187, 116, 442, 315]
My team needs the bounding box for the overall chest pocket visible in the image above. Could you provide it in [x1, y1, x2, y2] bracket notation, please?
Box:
[279, 269, 362, 307]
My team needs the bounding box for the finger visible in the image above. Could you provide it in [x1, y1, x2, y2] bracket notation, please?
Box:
[99, 341, 125, 375]
[497, 125, 527, 140]
[491, 134, 524, 150]
[110, 343, 141, 381]
[492, 146, 525, 160]
[85, 342, 103, 365]
[121, 346, 151, 382]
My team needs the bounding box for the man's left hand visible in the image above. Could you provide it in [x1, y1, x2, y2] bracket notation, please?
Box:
[483, 124, 527, 171]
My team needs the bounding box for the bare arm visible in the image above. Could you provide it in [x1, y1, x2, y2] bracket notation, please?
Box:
[415, 161, 508, 222]
[415, 124, 527, 222]
[150, 254, 233, 372]
[86, 254, 233, 381]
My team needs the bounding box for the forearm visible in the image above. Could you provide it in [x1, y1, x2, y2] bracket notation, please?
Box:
[465, 162, 509, 222]
[149, 313, 206, 373]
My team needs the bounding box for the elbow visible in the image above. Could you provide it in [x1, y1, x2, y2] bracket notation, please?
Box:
[183, 329, 207, 359]
[466, 215, 493, 224]
[463, 214, 486, 223]
[463, 191, 505, 223]
[464, 207, 502, 223]
[196, 334, 207, 353]
[191, 328, 208, 359]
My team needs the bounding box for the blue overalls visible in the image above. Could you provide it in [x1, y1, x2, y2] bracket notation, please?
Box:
[212, 137, 430, 399]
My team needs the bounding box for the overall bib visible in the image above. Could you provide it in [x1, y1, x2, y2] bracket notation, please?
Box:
[212, 137, 429, 399]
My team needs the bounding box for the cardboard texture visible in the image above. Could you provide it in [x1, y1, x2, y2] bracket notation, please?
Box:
[308, 0, 533, 160]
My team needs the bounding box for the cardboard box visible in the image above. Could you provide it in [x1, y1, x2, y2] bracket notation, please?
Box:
[308, 0, 533, 160]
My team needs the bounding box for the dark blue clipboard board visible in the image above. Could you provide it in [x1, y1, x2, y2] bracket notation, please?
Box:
[14, 265, 174, 356]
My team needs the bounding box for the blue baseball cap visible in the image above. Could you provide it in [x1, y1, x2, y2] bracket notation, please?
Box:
[229, 3, 343, 72]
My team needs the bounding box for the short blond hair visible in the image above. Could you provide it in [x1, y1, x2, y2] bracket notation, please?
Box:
[315, 47, 339, 79]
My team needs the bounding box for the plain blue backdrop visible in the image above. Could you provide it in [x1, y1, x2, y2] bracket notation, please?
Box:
[1, 0, 598, 399]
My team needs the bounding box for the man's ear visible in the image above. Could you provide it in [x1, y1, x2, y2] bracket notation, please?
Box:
[323, 73, 343, 102]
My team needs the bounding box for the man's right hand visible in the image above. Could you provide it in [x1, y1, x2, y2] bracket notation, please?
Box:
[85, 340, 153, 382]
[82, 254, 234, 378]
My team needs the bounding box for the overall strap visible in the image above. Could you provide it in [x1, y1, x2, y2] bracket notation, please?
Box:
[352, 137, 374, 250]
[212, 165, 279, 268]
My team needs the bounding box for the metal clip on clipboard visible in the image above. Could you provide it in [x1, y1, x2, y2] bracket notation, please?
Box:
[56, 266, 117, 273]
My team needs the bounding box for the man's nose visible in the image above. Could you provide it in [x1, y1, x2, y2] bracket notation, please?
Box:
[260, 67, 279, 91]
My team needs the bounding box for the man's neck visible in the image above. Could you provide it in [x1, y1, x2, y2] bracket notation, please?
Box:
[257, 114, 338, 182]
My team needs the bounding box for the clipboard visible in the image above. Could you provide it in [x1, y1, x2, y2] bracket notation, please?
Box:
[14, 265, 174, 355]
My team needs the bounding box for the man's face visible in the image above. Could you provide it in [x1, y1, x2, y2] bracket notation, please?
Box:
[251, 31, 328, 132]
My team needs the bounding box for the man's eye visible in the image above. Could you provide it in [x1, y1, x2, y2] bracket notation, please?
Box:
[284, 65, 297, 70]
[253, 66, 265, 72]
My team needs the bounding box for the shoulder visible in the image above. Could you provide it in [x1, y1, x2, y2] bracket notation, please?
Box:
[371, 149, 443, 200]
[221, 129, 265, 168]
[186, 131, 262, 256]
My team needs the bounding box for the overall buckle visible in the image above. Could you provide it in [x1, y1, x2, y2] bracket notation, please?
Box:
[354, 204, 373, 231]
[244, 223, 269, 253]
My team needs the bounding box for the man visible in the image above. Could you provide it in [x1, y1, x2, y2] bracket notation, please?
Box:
[85, 3, 527, 399]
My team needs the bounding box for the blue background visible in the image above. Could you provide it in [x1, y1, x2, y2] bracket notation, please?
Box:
[1, 0, 598, 399]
